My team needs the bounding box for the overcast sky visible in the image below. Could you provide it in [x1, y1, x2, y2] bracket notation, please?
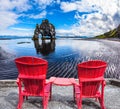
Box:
[0, 0, 120, 37]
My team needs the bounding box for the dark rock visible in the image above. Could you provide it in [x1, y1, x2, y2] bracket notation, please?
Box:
[32, 19, 56, 40]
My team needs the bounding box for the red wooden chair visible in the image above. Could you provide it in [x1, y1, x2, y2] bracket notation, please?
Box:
[74, 60, 107, 109]
[15, 56, 52, 109]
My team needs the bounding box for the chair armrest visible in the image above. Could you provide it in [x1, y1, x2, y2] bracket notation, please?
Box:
[69, 78, 80, 86]
[46, 77, 56, 84]
[45, 77, 56, 86]
[16, 78, 20, 85]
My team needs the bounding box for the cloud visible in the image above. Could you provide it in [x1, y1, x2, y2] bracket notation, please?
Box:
[56, 29, 74, 36]
[0, 0, 60, 36]
[60, 0, 120, 37]
[0, 11, 18, 30]
[60, 2, 77, 12]
[56, 28, 83, 36]
[71, 12, 116, 36]
[60, 1, 98, 13]
[29, 11, 47, 19]
[0, 27, 34, 36]
[0, 0, 31, 12]
[34, 0, 60, 9]
[0, 0, 31, 30]
[11, 27, 33, 31]
[0, 0, 33, 35]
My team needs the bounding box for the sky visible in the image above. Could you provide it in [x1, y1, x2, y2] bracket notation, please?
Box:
[0, 0, 120, 37]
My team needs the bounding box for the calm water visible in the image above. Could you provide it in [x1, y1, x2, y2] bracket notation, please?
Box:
[0, 37, 120, 79]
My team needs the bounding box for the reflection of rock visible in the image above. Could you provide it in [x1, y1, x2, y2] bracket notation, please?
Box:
[33, 39, 55, 55]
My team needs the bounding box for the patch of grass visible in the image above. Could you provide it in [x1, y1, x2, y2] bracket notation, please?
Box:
[95, 28, 118, 39]
[95, 34, 106, 38]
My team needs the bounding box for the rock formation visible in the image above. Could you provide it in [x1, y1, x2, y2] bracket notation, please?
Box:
[32, 19, 56, 40]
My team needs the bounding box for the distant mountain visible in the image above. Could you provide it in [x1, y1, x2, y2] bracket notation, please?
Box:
[57, 36, 89, 38]
[0, 35, 32, 39]
[95, 25, 120, 39]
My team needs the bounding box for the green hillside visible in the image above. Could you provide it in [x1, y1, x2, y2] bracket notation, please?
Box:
[95, 25, 120, 39]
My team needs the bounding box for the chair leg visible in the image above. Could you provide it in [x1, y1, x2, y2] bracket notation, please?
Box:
[98, 97, 105, 109]
[43, 95, 49, 109]
[76, 95, 82, 109]
[25, 96, 28, 100]
[17, 95, 24, 109]
[50, 84, 52, 100]
[100, 80, 106, 109]
[73, 85, 75, 102]
[74, 84, 82, 109]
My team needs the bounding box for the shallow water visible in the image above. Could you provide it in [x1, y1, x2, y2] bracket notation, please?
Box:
[0, 38, 120, 79]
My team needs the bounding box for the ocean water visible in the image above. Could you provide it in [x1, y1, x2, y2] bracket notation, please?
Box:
[0, 37, 120, 79]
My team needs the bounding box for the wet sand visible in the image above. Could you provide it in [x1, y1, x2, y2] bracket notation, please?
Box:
[0, 47, 17, 79]
[0, 38, 120, 79]
[47, 38, 120, 79]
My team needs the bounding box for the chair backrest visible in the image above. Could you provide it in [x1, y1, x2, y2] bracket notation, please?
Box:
[15, 56, 48, 77]
[15, 56, 48, 96]
[77, 60, 107, 97]
[78, 60, 107, 78]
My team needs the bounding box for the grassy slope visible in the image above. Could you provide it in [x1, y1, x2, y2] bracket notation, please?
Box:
[95, 28, 118, 39]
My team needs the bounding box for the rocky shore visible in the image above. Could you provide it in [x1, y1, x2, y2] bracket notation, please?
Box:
[0, 79, 120, 109]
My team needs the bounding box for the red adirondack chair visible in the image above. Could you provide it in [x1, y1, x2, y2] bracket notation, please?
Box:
[74, 60, 107, 109]
[15, 56, 52, 109]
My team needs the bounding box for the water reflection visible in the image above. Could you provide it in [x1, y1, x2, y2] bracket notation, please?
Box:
[33, 39, 55, 55]
[1, 38, 120, 79]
